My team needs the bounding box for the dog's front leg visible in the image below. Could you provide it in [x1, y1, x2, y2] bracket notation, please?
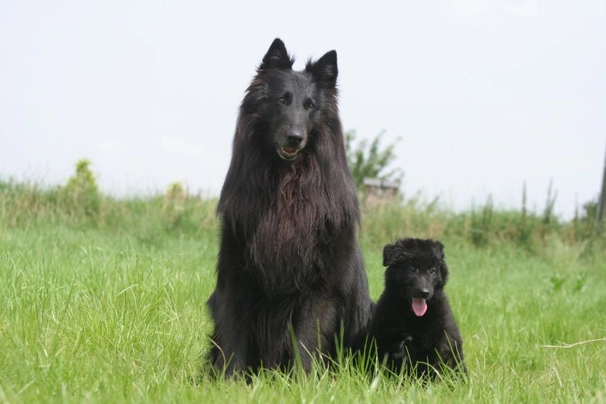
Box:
[291, 296, 340, 372]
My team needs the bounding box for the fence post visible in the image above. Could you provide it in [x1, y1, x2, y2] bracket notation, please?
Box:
[597, 141, 606, 226]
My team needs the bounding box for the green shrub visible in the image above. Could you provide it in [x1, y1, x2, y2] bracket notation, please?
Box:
[345, 130, 403, 191]
[61, 159, 101, 219]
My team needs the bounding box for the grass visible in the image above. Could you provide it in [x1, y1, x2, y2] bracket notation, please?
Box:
[1, 179, 606, 402]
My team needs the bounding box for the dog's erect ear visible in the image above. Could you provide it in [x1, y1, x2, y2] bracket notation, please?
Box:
[259, 38, 294, 70]
[383, 244, 398, 266]
[305, 50, 338, 88]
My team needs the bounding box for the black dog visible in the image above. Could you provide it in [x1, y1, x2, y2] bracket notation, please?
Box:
[366, 238, 465, 378]
[206, 38, 373, 377]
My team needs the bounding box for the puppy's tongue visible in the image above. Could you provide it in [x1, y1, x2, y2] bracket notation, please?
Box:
[412, 298, 427, 317]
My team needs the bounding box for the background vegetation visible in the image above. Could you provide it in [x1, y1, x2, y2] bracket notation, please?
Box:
[1, 159, 605, 402]
[345, 130, 404, 190]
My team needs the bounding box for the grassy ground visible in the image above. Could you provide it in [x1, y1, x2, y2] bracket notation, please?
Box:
[1, 182, 605, 402]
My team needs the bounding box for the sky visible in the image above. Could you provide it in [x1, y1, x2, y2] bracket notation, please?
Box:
[1, 0, 605, 219]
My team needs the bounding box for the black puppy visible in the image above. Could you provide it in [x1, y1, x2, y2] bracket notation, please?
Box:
[367, 238, 466, 378]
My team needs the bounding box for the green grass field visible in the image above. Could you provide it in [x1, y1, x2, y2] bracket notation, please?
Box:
[1, 181, 605, 403]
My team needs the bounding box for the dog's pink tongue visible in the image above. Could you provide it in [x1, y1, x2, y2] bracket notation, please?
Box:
[412, 298, 427, 317]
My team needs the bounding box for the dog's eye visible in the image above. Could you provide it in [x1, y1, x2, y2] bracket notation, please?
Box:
[409, 267, 416, 273]
[304, 101, 315, 111]
[429, 268, 436, 274]
[277, 97, 286, 106]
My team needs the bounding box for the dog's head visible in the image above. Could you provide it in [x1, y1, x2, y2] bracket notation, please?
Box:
[241, 38, 339, 162]
[382, 238, 449, 317]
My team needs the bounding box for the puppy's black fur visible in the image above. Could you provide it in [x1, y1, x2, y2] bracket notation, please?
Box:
[367, 238, 465, 378]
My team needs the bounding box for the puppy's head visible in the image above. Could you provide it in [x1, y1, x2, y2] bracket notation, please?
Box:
[382, 238, 449, 317]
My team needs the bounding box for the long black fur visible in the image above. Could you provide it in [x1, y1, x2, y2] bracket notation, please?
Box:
[366, 238, 466, 378]
[206, 38, 373, 376]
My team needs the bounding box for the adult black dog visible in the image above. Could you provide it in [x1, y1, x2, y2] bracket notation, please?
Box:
[366, 238, 465, 378]
[206, 38, 373, 376]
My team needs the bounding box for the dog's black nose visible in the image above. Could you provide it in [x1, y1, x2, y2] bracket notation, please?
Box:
[286, 131, 304, 146]
[418, 288, 430, 299]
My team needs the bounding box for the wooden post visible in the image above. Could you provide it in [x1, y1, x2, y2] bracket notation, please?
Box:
[597, 142, 606, 226]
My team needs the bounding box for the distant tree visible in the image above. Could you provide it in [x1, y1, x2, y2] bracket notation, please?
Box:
[344, 130, 404, 190]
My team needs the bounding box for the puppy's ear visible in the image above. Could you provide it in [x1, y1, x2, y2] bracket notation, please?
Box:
[383, 244, 398, 266]
[259, 38, 294, 70]
[432, 240, 449, 287]
[431, 240, 445, 260]
[437, 261, 449, 288]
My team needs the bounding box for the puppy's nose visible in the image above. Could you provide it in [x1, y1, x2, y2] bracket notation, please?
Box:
[419, 288, 430, 299]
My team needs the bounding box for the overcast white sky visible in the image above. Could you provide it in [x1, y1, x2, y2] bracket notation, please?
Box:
[1, 0, 605, 219]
